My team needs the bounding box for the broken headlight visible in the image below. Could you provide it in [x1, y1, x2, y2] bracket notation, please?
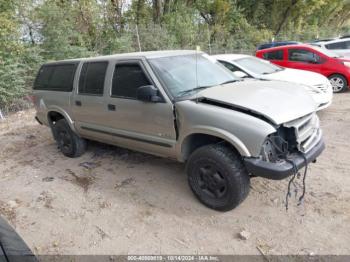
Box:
[260, 127, 297, 162]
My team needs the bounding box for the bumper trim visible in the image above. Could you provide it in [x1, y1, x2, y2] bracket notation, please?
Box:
[244, 138, 325, 180]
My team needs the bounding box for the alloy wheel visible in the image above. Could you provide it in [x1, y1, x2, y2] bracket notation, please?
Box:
[330, 76, 345, 93]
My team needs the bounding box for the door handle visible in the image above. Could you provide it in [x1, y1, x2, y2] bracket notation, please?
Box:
[75, 100, 82, 106]
[108, 104, 116, 111]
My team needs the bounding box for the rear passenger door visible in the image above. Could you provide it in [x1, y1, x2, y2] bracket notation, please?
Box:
[104, 60, 176, 157]
[261, 49, 285, 67]
[72, 61, 109, 137]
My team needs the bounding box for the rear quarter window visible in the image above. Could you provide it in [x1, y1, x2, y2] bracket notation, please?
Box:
[34, 63, 78, 91]
[262, 50, 284, 60]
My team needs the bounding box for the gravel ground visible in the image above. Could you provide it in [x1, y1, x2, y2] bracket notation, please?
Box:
[0, 93, 349, 255]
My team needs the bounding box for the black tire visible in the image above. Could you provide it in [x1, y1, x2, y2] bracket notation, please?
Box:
[52, 119, 87, 158]
[328, 74, 348, 93]
[186, 144, 250, 211]
[0, 216, 37, 261]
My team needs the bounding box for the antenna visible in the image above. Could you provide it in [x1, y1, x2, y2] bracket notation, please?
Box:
[136, 24, 141, 52]
[195, 45, 200, 103]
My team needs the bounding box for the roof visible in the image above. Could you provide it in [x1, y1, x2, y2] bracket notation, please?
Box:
[318, 37, 350, 45]
[212, 54, 251, 61]
[256, 44, 313, 52]
[45, 50, 200, 65]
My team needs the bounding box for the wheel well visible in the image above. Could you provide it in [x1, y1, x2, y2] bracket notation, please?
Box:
[328, 73, 348, 81]
[47, 111, 65, 125]
[181, 134, 239, 161]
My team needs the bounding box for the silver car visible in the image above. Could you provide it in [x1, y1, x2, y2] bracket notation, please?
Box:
[32, 50, 325, 211]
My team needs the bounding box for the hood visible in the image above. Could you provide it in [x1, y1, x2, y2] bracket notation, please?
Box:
[262, 68, 328, 86]
[197, 80, 317, 125]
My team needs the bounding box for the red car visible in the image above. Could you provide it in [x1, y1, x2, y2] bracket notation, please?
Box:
[256, 44, 350, 93]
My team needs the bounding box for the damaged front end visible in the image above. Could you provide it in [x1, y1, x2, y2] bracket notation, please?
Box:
[244, 113, 325, 180]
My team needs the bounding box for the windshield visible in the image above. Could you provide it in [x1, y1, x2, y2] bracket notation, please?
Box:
[148, 54, 237, 98]
[311, 45, 340, 57]
[234, 57, 283, 75]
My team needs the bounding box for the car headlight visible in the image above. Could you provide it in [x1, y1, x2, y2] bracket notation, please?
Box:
[343, 61, 350, 68]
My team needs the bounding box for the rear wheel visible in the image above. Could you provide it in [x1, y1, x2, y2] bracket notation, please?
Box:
[52, 119, 87, 158]
[328, 74, 348, 93]
[186, 144, 250, 211]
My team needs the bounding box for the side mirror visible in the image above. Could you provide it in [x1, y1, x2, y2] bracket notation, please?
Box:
[136, 85, 162, 102]
[233, 71, 248, 78]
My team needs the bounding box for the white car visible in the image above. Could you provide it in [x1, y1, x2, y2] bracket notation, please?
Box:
[310, 37, 350, 57]
[213, 54, 333, 111]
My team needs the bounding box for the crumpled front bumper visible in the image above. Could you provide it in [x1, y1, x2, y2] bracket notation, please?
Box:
[243, 138, 325, 180]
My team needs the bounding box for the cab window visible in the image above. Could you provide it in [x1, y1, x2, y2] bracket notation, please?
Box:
[111, 63, 151, 99]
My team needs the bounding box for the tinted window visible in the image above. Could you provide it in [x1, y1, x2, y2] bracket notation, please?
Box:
[34, 66, 54, 90]
[262, 50, 284, 60]
[288, 49, 320, 63]
[49, 64, 77, 91]
[112, 64, 151, 99]
[34, 64, 77, 91]
[218, 60, 242, 72]
[79, 62, 108, 95]
[326, 41, 350, 50]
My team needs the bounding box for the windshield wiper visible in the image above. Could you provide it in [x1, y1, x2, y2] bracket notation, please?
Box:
[219, 79, 238, 85]
[177, 85, 212, 97]
[262, 68, 283, 75]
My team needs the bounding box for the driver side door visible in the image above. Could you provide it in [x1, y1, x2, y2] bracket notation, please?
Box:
[286, 48, 324, 74]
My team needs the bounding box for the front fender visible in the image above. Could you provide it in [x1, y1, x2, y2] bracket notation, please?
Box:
[177, 126, 251, 162]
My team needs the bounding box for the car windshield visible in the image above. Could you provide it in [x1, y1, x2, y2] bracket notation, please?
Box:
[311, 45, 340, 57]
[148, 53, 237, 98]
[234, 57, 283, 75]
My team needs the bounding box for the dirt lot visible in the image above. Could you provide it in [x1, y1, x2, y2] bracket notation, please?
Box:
[0, 93, 350, 256]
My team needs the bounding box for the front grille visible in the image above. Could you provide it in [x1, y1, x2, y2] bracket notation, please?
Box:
[283, 113, 321, 153]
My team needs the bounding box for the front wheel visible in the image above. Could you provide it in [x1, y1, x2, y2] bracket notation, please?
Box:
[328, 74, 348, 93]
[186, 144, 250, 211]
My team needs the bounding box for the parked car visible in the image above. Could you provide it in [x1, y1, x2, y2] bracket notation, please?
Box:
[310, 37, 350, 57]
[32, 50, 324, 211]
[212, 54, 333, 110]
[256, 41, 300, 50]
[256, 44, 350, 93]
